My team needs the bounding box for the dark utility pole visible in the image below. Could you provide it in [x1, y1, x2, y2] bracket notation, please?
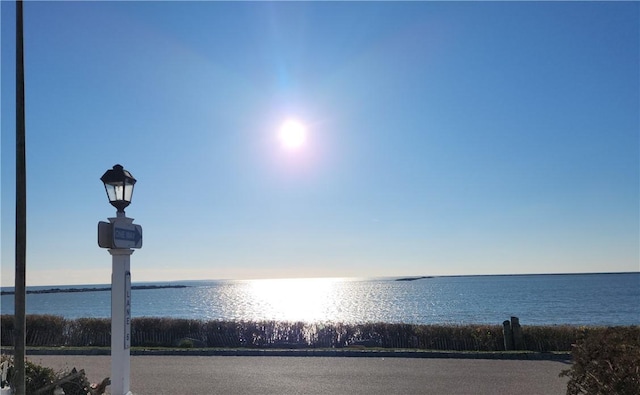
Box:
[15, 0, 27, 394]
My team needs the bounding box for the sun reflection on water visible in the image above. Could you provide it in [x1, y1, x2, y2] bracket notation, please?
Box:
[245, 278, 341, 322]
[179, 277, 440, 324]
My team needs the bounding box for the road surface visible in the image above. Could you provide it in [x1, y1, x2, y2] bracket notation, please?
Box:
[32, 355, 570, 394]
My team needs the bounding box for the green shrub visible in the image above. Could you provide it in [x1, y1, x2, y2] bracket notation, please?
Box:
[2, 355, 58, 394]
[561, 326, 640, 394]
[24, 358, 57, 394]
[178, 338, 194, 348]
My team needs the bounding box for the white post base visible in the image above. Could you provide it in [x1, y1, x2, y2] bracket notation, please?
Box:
[110, 248, 133, 395]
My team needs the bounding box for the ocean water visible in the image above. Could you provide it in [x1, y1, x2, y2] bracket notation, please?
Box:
[1, 273, 638, 326]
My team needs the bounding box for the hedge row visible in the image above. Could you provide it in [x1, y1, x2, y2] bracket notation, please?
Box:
[2, 315, 635, 352]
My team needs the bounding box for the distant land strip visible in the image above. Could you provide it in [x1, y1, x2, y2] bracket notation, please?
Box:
[395, 276, 433, 282]
[0, 284, 188, 296]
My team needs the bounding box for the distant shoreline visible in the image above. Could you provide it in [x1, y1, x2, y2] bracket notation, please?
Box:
[395, 276, 433, 282]
[0, 284, 188, 296]
[0, 272, 636, 293]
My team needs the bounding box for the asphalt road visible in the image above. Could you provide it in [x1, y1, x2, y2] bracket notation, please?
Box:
[32, 355, 570, 395]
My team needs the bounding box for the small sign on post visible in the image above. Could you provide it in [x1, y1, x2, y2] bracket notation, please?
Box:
[98, 221, 142, 249]
[113, 223, 143, 249]
[125, 271, 131, 349]
[98, 221, 113, 248]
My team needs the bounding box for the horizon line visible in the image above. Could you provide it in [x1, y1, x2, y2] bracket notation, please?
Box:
[1, 270, 638, 290]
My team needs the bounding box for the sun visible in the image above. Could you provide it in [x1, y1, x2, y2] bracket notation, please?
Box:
[278, 119, 307, 150]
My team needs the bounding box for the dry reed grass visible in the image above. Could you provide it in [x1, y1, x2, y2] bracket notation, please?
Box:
[1, 315, 635, 353]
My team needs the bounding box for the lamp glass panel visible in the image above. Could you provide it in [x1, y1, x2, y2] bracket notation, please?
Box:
[114, 184, 125, 202]
[123, 183, 134, 202]
[105, 184, 118, 202]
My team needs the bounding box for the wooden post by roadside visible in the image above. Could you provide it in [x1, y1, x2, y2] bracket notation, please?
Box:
[511, 316, 523, 350]
[502, 320, 513, 351]
[14, 1, 27, 394]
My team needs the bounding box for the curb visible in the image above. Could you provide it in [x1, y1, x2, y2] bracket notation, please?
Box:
[3, 348, 571, 361]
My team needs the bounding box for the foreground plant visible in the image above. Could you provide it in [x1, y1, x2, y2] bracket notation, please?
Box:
[560, 326, 640, 394]
[0, 355, 109, 395]
[1, 358, 10, 391]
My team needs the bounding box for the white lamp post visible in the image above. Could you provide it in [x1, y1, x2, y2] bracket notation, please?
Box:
[98, 164, 142, 395]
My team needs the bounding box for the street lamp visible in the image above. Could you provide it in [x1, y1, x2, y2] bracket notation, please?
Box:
[98, 164, 142, 395]
[101, 164, 136, 215]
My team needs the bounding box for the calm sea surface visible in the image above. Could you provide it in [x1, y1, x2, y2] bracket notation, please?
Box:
[1, 273, 638, 326]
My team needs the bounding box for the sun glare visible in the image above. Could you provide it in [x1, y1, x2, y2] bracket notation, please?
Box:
[247, 278, 338, 322]
[278, 119, 307, 150]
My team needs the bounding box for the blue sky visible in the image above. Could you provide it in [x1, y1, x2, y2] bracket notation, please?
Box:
[1, 1, 638, 286]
